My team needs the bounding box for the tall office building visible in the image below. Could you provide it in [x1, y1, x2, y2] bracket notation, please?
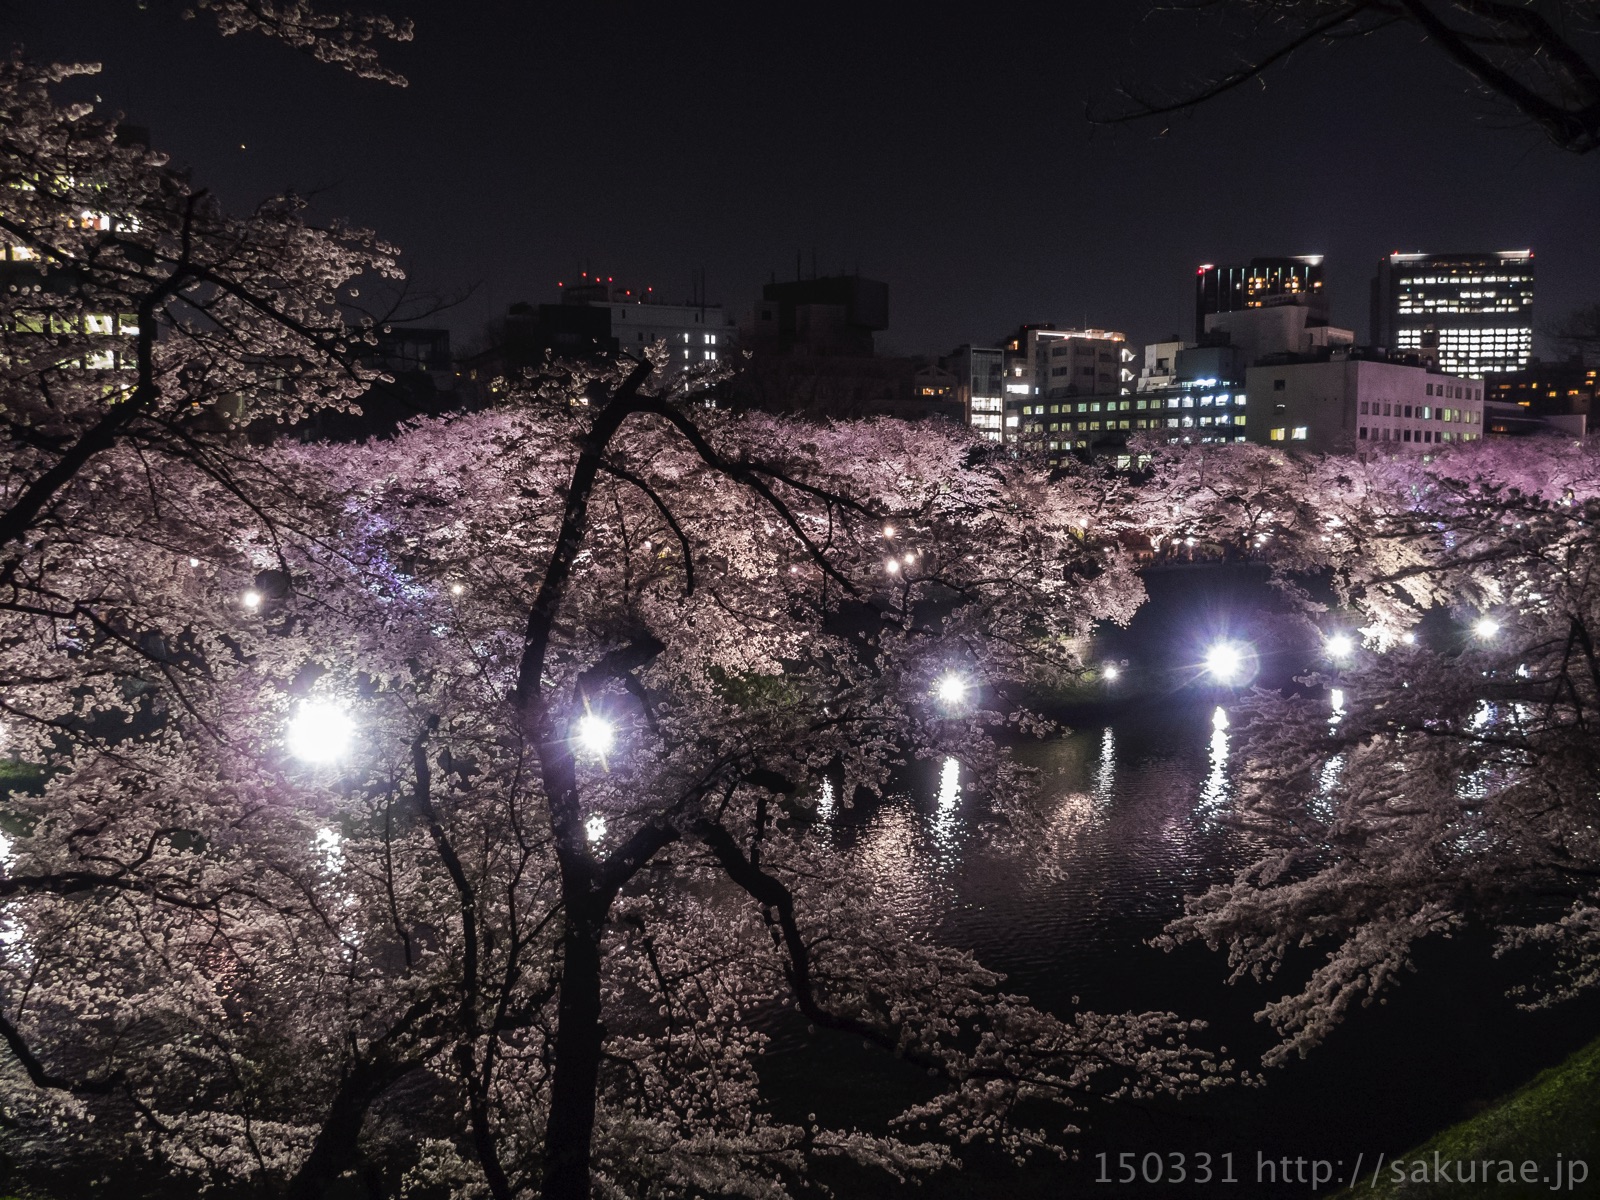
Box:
[948, 344, 1005, 442]
[1006, 327, 1133, 464]
[1370, 251, 1534, 377]
[1195, 256, 1327, 340]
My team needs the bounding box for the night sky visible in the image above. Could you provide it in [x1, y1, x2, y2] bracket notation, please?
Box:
[16, 1, 1600, 358]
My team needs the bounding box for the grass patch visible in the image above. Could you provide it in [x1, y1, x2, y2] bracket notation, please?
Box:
[1335, 1034, 1600, 1197]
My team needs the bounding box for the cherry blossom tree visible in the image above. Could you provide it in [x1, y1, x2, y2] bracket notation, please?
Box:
[0, 328, 1238, 1199]
[1149, 436, 1600, 1065]
[0, 53, 1234, 1200]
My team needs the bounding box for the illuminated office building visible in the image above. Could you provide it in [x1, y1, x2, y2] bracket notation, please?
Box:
[1195, 256, 1327, 340]
[1007, 327, 1134, 463]
[948, 344, 1006, 442]
[1245, 353, 1484, 455]
[1370, 251, 1534, 377]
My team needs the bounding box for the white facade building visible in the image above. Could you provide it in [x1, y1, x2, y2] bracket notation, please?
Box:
[1245, 356, 1485, 455]
[1137, 339, 1187, 391]
[1204, 304, 1354, 365]
[606, 300, 731, 369]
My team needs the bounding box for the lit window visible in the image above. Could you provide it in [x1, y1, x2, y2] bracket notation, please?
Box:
[1291, 426, 1308, 440]
[1269, 427, 1287, 442]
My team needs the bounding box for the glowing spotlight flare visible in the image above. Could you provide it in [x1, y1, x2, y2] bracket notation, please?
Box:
[242, 590, 262, 610]
[936, 674, 967, 704]
[1204, 642, 1245, 683]
[286, 700, 355, 764]
[1103, 664, 1120, 681]
[575, 713, 614, 756]
[1474, 616, 1500, 640]
[1326, 633, 1354, 658]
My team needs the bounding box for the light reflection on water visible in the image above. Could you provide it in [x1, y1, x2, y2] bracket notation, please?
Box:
[930, 756, 961, 850]
[1199, 705, 1230, 815]
[1093, 726, 1116, 803]
[772, 703, 1600, 1196]
[834, 702, 1257, 1006]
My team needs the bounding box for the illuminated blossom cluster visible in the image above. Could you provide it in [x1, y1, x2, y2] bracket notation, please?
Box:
[1146, 436, 1600, 1065]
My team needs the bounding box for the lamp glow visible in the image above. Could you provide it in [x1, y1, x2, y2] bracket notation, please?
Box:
[885, 559, 900, 574]
[1473, 616, 1500, 640]
[1103, 664, 1120, 681]
[936, 674, 967, 705]
[242, 590, 262, 610]
[1400, 630, 1417, 645]
[449, 582, 465, 596]
[575, 714, 614, 756]
[1326, 633, 1354, 659]
[1204, 642, 1245, 683]
[286, 700, 354, 764]
[883, 525, 896, 539]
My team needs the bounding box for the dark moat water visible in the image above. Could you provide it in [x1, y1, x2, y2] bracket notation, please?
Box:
[761, 700, 1600, 1197]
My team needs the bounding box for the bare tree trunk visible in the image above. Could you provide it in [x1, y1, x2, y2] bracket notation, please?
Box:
[286, 1058, 411, 1200]
[540, 898, 608, 1200]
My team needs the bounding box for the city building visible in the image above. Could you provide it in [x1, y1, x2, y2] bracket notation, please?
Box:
[1370, 250, 1534, 377]
[1204, 303, 1354, 366]
[1481, 359, 1593, 438]
[1195, 256, 1327, 340]
[946, 344, 1006, 442]
[1137, 338, 1187, 391]
[1484, 359, 1596, 422]
[735, 274, 958, 423]
[1007, 327, 1133, 462]
[499, 274, 734, 378]
[1244, 351, 1485, 455]
[743, 274, 888, 357]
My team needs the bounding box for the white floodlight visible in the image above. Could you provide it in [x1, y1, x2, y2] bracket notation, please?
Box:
[287, 700, 355, 764]
[575, 714, 614, 757]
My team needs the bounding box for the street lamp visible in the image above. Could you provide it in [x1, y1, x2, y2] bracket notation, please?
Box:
[1325, 633, 1355, 660]
[1204, 642, 1246, 684]
[575, 713, 614, 757]
[1103, 664, 1120, 682]
[242, 589, 262, 610]
[1473, 616, 1500, 640]
[286, 700, 355, 764]
[936, 673, 967, 705]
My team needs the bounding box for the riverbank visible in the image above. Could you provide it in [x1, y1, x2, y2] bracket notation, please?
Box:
[1336, 1033, 1600, 1198]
